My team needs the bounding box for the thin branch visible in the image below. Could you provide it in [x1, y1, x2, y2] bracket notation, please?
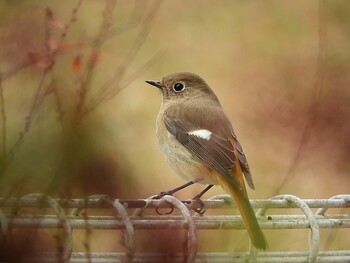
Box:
[94, 2, 150, 44]
[0, 61, 37, 82]
[52, 81, 65, 130]
[5, 70, 48, 165]
[274, 0, 328, 194]
[85, 0, 162, 114]
[57, 0, 84, 45]
[87, 51, 162, 114]
[4, 7, 54, 165]
[121, 0, 162, 74]
[4, 0, 85, 167]
[0, 78, 6, 159]
[74, 0, 116, 123]
[93, 53, 162, 111]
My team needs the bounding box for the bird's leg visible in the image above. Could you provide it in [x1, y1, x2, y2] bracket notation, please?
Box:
[192, 184, 214, 214]
[153, 179, 201, 215]
[153, 179, 200, 199]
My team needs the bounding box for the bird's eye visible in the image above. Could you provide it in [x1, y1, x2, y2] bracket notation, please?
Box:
[173, 82, 185, 92]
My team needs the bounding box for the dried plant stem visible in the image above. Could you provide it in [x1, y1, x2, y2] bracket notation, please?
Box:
[4, 0, 84, 168]
[0, 79, 6, 159]
[0, 61, 37, 82]
[86, 51, 162, 116]
[52, 82, 65, 129]
[85, 0, 162, 114]
[58, 0, 84, 44]
[74, 0, 116, 123]
[6, 71, 48, 165]
[274, 0, 328, 195]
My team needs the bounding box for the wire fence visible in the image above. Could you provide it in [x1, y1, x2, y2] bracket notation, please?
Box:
[0, 193, 349, 263]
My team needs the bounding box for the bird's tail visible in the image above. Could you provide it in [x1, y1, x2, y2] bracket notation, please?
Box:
[218, 176, 267, 250]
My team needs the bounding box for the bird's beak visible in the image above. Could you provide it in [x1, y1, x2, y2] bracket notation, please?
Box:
[145, 80, 162, 89]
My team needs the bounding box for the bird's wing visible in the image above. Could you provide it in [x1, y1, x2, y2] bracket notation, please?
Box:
[164, 104, 254, 190]
[231, 131, 254, 189]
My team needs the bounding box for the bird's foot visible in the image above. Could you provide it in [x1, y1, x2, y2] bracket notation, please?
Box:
[191, 195, 206, 215]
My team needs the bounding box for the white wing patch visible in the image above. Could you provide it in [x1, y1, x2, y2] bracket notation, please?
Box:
[188, 129, 212, 141]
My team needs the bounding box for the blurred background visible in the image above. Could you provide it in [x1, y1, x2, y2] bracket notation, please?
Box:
[0, 0, 349, 260]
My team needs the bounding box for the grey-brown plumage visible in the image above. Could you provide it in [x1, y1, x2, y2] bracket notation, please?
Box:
[146, 72, 267, 250]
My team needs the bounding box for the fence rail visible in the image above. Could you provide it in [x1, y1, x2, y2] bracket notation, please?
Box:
[0, 193, 349, 263]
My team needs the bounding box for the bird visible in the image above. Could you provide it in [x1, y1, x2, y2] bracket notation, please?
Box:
[146, 72, 267, 250]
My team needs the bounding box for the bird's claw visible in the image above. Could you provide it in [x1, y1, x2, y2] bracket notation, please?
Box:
[190, 196, 207, 215]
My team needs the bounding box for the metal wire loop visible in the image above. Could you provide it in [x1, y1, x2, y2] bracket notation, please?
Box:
[316, 194, 350, 216]
[207, 194, 234, 203]
[207, 194, 262, 262]
[70, 194, 110, 216]
[132, 195, 158, 217]
[16, 193, 72, 263]
[162, 195, 198, 263]
[109, 198, 135, 262]
[272, 194, 320, 263]
[1, 193, 350, 262]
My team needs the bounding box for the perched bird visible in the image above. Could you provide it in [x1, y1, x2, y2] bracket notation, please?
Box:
[146, 72, 267, 250]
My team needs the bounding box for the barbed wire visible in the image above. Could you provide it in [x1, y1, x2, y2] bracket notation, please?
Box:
[0, 194, 349, 263]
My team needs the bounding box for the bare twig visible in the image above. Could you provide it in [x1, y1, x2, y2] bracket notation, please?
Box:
[0, 61, 38, 82]
[274, 0, 328, 195]
[52, 81, 65, 129]
[74, 0, 116, 123]
[131, 1, 161, 55]
[0, 78, 6, 160]
[114, 51, 163, 96]
[116, 0, 161, 79]
[95, 2, 150, 43]
[1, 0, 160, 176]
[4, 0, 85, 167]
[85, 0, 162, 114]
[86, 51, 163, 115]
[4, 7, 54, 166]
[5, 71, 48, 165]
[43, 0, 84, 70]
[58, 0, 84, 45]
